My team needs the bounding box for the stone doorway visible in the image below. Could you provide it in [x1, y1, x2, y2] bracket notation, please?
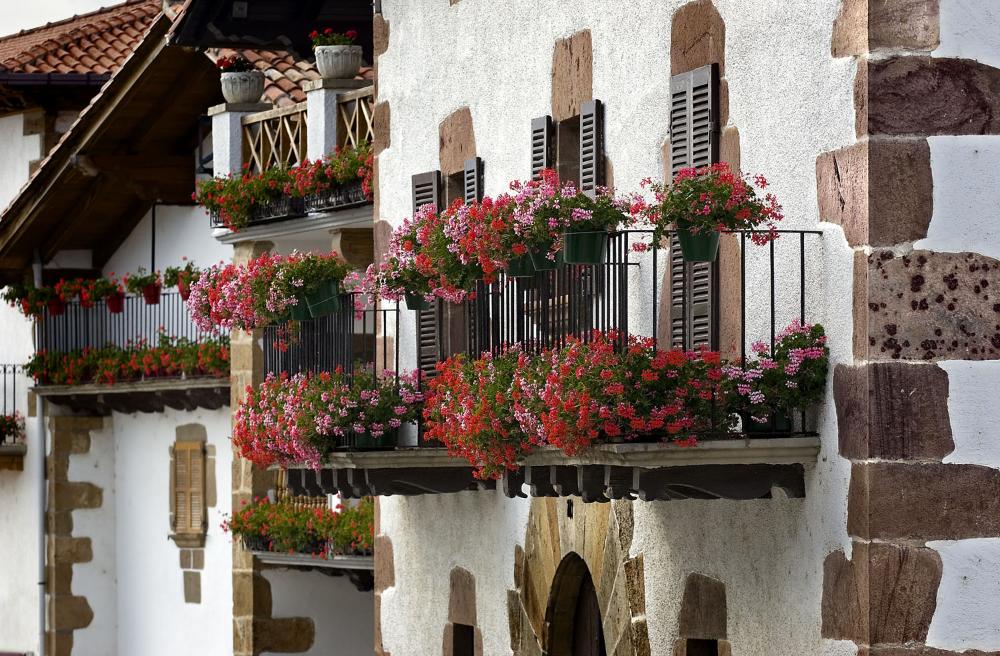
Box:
[545, 553, 607, 656]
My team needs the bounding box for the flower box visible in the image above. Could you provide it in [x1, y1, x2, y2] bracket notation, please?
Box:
[209, 196, 306, 228]
[304, 180, 369, 213]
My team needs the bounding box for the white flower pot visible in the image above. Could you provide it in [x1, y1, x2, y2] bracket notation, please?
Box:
[220, 70, 264, 104]
[314, 45, 363, 79]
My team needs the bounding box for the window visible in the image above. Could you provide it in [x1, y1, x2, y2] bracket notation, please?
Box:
[172, 440, 206, 544]
[555, 114, 581, 184]
[686, 640, 719, 656]
[451, 623, 474, 656]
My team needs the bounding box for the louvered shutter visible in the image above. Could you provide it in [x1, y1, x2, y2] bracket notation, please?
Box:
[463, 157, 484, 203]
[174, 442, 205, 535]
[579, 99, 605, 198]
[669, 64, 720, 350]
[530, 115, 554, 180]
[412, 171, 444, 377]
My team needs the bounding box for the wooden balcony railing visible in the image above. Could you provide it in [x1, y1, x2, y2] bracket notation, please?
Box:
[336, 86, 374, 150]
[242, 102, 308, 174]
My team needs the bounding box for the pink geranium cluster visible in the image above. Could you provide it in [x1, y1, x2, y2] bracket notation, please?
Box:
[233, 367, 424, 468]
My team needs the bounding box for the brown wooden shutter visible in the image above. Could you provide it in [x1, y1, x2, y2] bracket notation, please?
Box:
[579, 99, 605, 198]
[530, 115, 554, 180]
[412, 171, 444, 377]
[669, 64, 720, 350]
[463, 157, 484, 203]
[174, 442, 205, 535]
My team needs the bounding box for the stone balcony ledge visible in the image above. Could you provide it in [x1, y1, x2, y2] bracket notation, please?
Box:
[33, 376, 230, 414]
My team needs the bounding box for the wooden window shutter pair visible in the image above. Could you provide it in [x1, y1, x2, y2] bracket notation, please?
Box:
[529, 99, 605, 195]
[668, 64, 720, 350]
[173, 441, 205, 535]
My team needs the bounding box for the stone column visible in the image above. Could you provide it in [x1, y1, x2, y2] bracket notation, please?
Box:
[303, 78, 371, 160]
[208, 102, 271, 177]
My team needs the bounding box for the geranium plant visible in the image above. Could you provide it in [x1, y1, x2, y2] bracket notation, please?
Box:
[216, 54, 254, 73]
[309, 28, 359, 48]
[3, 283, 57, 317]
[124, 268, 162, 305]
[195, 166, 295, 231]
[164, 260, 200, 300]
[222, 496, 373, 556]
[0, 411, 25, 444]
[286, 143, 374, 201]
[25, 334, 229, 386]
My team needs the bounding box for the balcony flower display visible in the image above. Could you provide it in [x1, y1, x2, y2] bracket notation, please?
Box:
[187, 251, 355, 331]
[233, 366, 423, 468]
[124, 268, 162, 305]
[725, 320, 828, 431]
[25, 334, 230, 386]
[286, 143, 374, 211]
[641, 162, 783, 262]
[5, 275, 132, 317]
[3, 283, 59, 317]
[223, 496, 374, 556]
[164, 260, 200, 301]
[195, 166, 297, 231]
[309, 28, 362, 79]
[509, 169, 630, 269]
[0, 411, 25, 445]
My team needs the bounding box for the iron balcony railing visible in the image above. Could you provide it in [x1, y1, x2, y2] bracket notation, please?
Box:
[38, 292, 216, 353]
[262, 292, 399, 378]
[0, 364, 26, 445]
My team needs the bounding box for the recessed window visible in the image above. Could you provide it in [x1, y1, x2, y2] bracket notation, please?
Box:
[445, 170, 465, 206]
[452, 623, 474, 656]
[686, 639, 719, 656]
[555, 115, 581, 184]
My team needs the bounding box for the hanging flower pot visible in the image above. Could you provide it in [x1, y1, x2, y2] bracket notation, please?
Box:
[304, 279, 343, 317]
[676, 226, 721, 263]
[177, 280, 191, 301]
[351, 428, 398, 450]
[105, 291, 125, 314]
[405, 292, 432, 311]
[528, 242, 564, 271]
[562, 231, 608, 265]
[287, 298, 312, 322]
[141, 283, 162, 305]
[506, 253, 536, 278]
[46, 298, 65, 317]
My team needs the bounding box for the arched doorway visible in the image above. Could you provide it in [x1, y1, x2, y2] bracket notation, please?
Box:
[545, 553, 607, 656]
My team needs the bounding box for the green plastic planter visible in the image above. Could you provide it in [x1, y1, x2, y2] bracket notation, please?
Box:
[351, 428, 398, 449]
[742, 413, 793, 435]
[528, 244, 564, 271]
[507, 253, 536, 278]
[287, 300, 312, 321]
[563, 231, 608, 265]
[305, 279, 343, 317]
[405, 292, 433, 311]
[677, 227, 721, 262]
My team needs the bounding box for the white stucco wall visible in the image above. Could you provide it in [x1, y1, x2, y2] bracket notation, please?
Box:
[262, 569, 375, 656]
[0, 112, 44, 211]
[375, 0, 856, 653]
[102, 204, 232, 279]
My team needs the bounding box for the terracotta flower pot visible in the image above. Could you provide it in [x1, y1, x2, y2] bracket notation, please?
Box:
[177, 280, 191, 301]
[141, 283, 162, 305]
[106, 292, 125, 314]
[314, 45, 363, 79]
[220, 70, 264, 104]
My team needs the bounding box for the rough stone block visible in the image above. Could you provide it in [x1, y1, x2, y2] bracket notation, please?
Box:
[374, 534, 394, 592]
[254, 617, 315, 653]
[438, 107, 476, 176]
[678, 573, 727, 639]
[51, 595, 93, 631]
[183, 571, 201, 604]
[832, 0, 940, 56]
[551, 30, 593, 122]
[670, 0, 726, 76]
[448, 566, 477, 626]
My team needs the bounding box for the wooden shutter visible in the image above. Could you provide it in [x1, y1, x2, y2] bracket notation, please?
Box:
[669, 64, 720, 350]
[174, 442, 205, 535]
[413, 171, 443, 377]
[579, 99, 605, 198]
[463, 157, 484, 203]
[530, 115, 554, 180]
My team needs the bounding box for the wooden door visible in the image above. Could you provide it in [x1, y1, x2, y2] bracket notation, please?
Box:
[571, 575, 606, 656]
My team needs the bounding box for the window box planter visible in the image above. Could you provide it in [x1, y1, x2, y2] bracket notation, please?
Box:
[529, 243, 564, 271]
[304, 181, 369, 213]
[676, 226, 720, 262]
[349, 428, 398, 450]
[304, 279, 344, 317]
[742, 413, 794, 435]
[563, 231, 608, 265]
[209, 196, 306, 229]
[507, 254, 536, 278]
[405, 292, 432, 311]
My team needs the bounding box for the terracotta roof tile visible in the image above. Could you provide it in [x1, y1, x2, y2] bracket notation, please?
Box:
[0, 0, 160, 75]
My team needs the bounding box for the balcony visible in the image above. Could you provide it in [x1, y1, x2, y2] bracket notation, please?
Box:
[278, 230, 827, 502]
[32, 292, 229, 414]
[0, 364, 27, 471]
[209, 85, 375, 243]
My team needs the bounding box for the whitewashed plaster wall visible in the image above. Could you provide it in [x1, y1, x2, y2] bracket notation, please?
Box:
[376, 0, 855, 654]
[0, 112, 43, 211]
[102, 204, 232, 279]
[262, 569, 375, 656]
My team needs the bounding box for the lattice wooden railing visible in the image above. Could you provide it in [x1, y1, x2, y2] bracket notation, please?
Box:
[242, 102, 308, 174]
[336, 86, 374, 150]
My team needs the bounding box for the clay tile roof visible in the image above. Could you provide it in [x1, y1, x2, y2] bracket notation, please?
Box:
[0, 0, 160, 76]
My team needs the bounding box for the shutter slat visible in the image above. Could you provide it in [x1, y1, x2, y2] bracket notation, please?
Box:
[173, 443, 205, 534]
[413, 171, 444, 377]
[669, 64, 720, 350]
[530, 115, 554, 180]
[579, 99, 604, 198]
[463, 157, 484, 203]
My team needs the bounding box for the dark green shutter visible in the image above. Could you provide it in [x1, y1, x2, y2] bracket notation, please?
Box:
[530, 115, 554, 180]
[669, 64, 720, 350]
[412, 171, 443, 377]
[463, 157, 484, 203]
[579, 99, 605, 198]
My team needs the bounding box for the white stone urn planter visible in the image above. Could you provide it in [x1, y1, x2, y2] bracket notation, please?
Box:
[315, 45, 363, 79]
[220, 70, 264, 104]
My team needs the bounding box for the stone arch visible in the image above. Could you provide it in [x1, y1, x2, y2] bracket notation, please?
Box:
[545, 553, 606, 656]
[507, 498, 649, 655]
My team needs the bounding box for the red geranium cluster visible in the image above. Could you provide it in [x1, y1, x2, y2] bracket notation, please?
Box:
[0, 411, 25, 444]
[285, 143, 374, 200]
[309, 28, 359, 48]
[215, 55, 254, 73]
[24, 334, 230, 386]
[423, 332, 732, 479]
[223, 496, 374, 557]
